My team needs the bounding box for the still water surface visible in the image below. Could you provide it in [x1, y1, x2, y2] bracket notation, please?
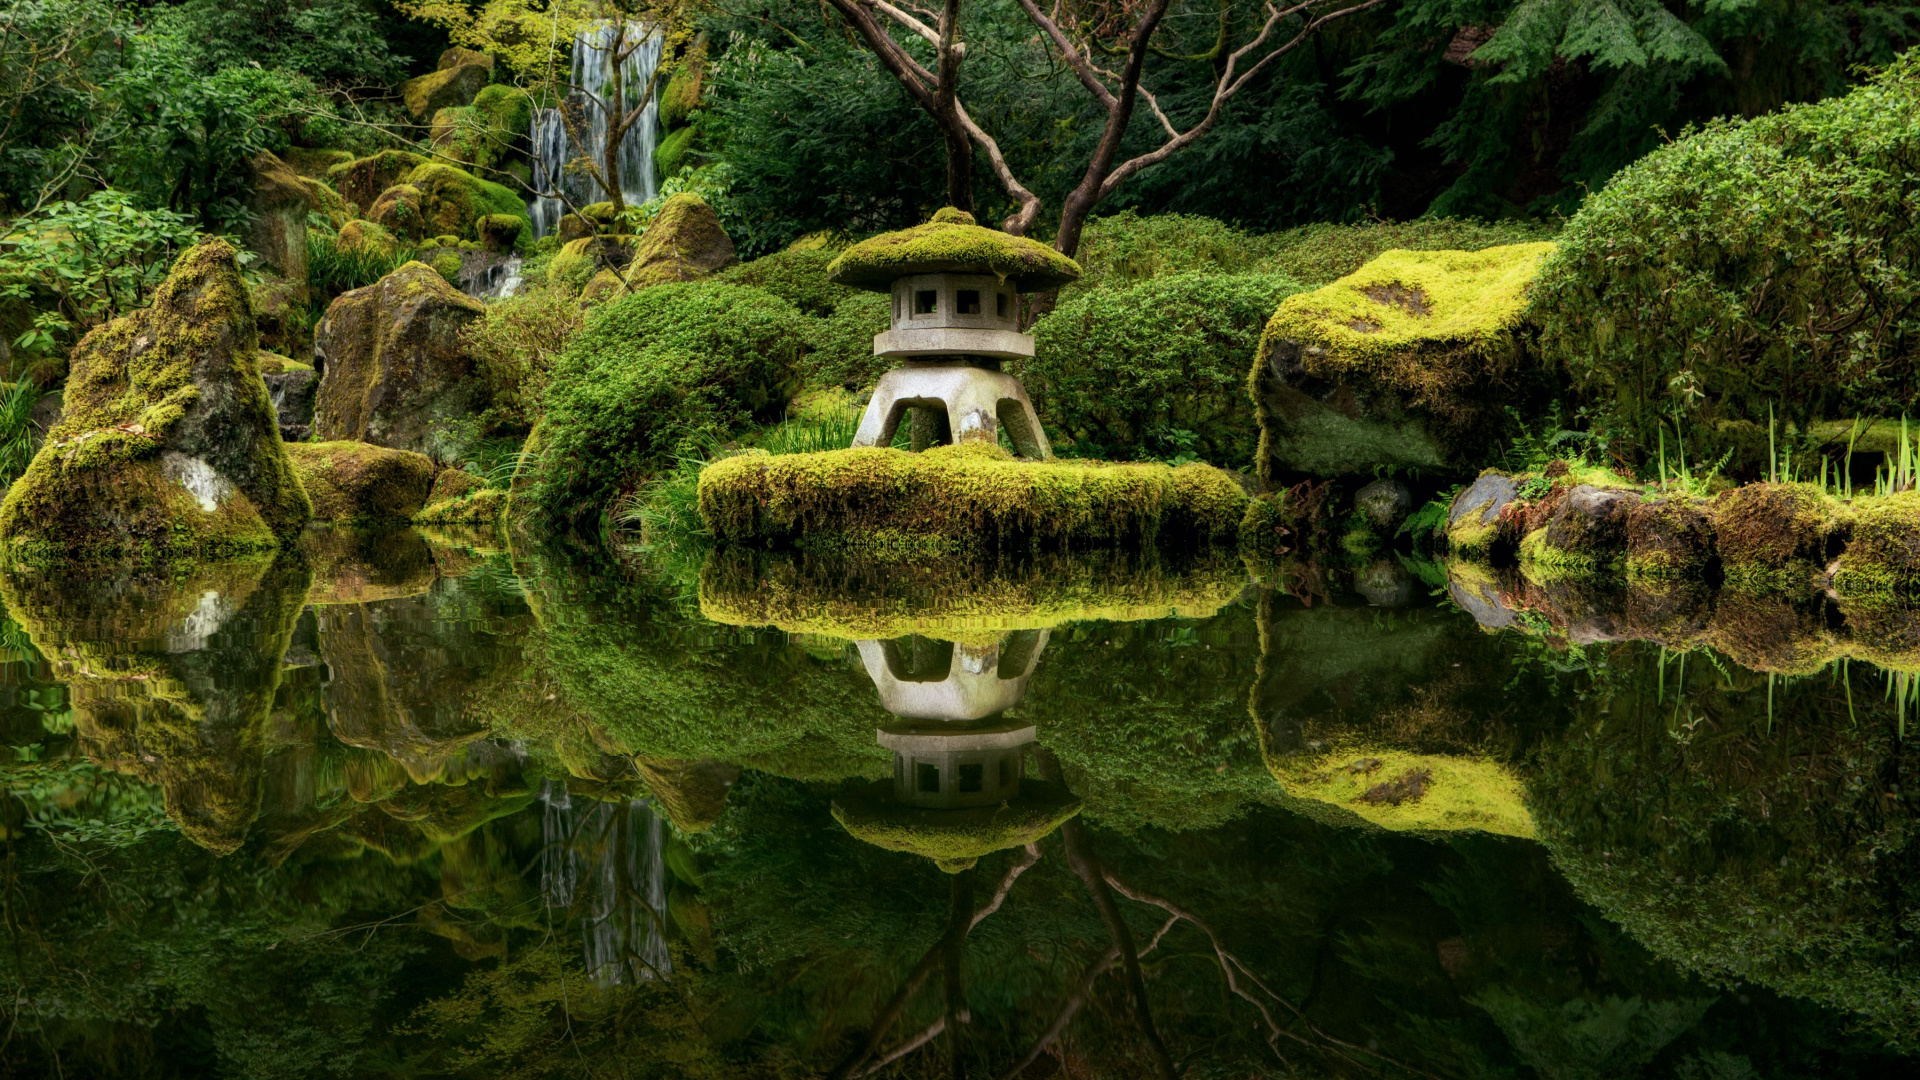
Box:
[0, 529, 1913, 1078]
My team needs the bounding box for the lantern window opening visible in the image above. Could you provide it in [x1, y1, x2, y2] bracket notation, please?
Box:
[917, 762, 941, 793]
[958, 762, 984, 793]
[914, 289, 938, 316]
[957, 289, 982, 315]
[996, 292, 1008, 317]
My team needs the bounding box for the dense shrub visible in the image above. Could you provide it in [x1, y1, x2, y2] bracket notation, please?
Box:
[1026, 271, 1305, 466]
[463, 281, 586, 434]
[1258, 217, 1558, 286]
[1530, 53, 1920, 467]
[715, 248, 852, 316]
[534, 282, 806, 527]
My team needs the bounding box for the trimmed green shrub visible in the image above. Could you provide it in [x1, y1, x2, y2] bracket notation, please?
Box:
[1026, 271, 1305, 466]
[1530, 53, 1920, 468]
[716, 248, 851, 317]
[534, 282, 807, 528]
[717, 248, 888, 390]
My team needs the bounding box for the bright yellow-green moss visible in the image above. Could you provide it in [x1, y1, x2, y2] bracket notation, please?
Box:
[827, 207, 1082, 292]
[256, 352, 312, 375]
[1263, 744, 1535, 839]
[623, 193, 735, 287]
[832, 779, 1083, 872]
[697, 546, 1246, 643]
[1261, 243, 1555, 371]
[1831, 490, 1920, 599]
[415, 487, 508, 525]
[698, 442, 1248, 554]
[284, 146, 354, 178]
[286, 441, 436, 523]
[326, 150, 426, 213]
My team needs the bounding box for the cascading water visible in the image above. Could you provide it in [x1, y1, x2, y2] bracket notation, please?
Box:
[529, 21, 664, 240]
[539, 781, 672, 987]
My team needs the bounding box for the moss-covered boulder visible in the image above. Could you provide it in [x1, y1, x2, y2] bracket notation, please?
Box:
[415, 486, 507, 525]
[1710, 483, 1838, 583]
[1265, 746, 1535, 839]
[831, 778, 1081, 872]
[547, 235, 634, 291]
[0, 240, 311, 562]
[1525, 484, 1637, 572]
[827, 206, 1080, 291]
[400, 46, 494, 120]
[370, 163, 530, 247]
[623, 193, 735, 288]
[335, 218, 398, 258]
[286, 441, 437, 523]
[698, 442, 1248, 555]
[429, 84, 533, 174]
[1445, 472, 1522, 556]
[660, 32, 708, 128]
[579, 268, 626, 305]
[1249, 243, 1555, 481]
[327, 150, 426, 212]
[1626, 497, 1716, 578]
[246, 150, 316, 286]
[1830, 490, 1920, 599]
[476, 213, 525, 253]
[637, 756, 736, 833]
[312, 262, 488, 459]
[284, 146, 354, 178]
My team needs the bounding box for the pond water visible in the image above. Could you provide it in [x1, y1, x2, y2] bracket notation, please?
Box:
[0, 530, 1914, 1078]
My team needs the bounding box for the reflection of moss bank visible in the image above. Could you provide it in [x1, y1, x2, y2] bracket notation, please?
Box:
[1, 557, 310, 852]
[697, 546, 1245, 642]
[832, 778, 1081, 872]
[1530, 656, 1920, 1047]
[699, 443, 1247, 554]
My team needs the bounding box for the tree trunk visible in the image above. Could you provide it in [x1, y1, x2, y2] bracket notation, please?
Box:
[936, 0, 973, 213]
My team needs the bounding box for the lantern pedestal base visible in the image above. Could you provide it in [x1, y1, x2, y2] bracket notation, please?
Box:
[852, 361, 1051, 459]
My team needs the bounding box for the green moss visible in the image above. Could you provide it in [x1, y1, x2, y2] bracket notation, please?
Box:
[477, 213, 524, 253]
[284, 147, 354, 178]
[831, 779, 1082, 872]
[399, 50, 492, 119]
[1831, 490, 1920, 599]
[698, 442, 1248, 554]
[255, 352, 312, 375]
[429, 251, 462, 286]
[534, 282, 806, 526]
[827, 207, 1081, 292]
[661, 33, 708, 128]
[0, 238, 310, 563]
[1024, 271, 1302, 468]
[429, 85, 533, 175]
[1709, 482, 1839, 581]
[1258, 218, 1560, 287]
[373, 163, 530, 249]
[416, 487, 508, 525]
[546, 236, 623, 291]
[1624, 497, 1716, 579]
[335, 218, 398, 258]
[285, 441, 436, 523]
[655, 123, 701, 180]
[716, 248, 852, 316]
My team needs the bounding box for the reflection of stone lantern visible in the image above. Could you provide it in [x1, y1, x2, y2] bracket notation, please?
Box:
[826, 208, 1081, 458]
[832, 629, 1079, 872]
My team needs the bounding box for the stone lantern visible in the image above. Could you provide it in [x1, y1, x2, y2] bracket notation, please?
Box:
[826, 208, 1082, 458]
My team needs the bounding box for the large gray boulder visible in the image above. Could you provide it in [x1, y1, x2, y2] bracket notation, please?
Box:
[312, 261, 488, 459]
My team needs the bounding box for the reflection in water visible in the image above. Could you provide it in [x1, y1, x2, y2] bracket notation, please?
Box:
[0, 539, 1913, 1076]
[540, 781, 672, 987]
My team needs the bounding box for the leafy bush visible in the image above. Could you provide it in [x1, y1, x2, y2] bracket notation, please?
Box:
[0, 190, 201, 365]
[715, 248, 851, 317]
[1530, 53, 1920, 468]
[304, 227, 412, 308]
[534, 282, 807, 528]
[1257, 217, 1559, 286]
[1026, 271, 1305, 467]
[1066, 212, 1273, 294]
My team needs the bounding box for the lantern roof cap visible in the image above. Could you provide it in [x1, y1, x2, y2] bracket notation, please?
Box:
[827, 207, 1082, 293]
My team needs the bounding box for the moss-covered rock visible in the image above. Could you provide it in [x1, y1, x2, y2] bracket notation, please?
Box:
[371, 163, 530, 248]
[1710, 483, 1838, 583]
[623, 193, 735, 288]
[827, 207, 1082, 292]
[1249, 244, 1555, 481]
[698, 442, 1248, 555]
[654, 123, 703, 180]
[1529, 484, 1637, 572]
[1445, 472, 1522, 556]
[476, 213, 525, 253]
[0, 240, 311, 563]
[661, 32, 708, 128]
[285, 441, 437, 523]
[327, 150, 427, 213]
[429, 84, 533, 175]
[284, 146, 354, 178]
[1829, 490, 1920, 599]
[415, 486, 507, 525]
[547, 234, 634, 291]
[312, 261, 488, 459]
[427, 466, 485, 505]
[260, 356, 318, 441]
[400, 46, 494, 120]
[1264, 745, 1535, 838]
[247, 150, 317, 286]
[579, 268, 626, 305]
[335, 218, 399, 258]
[1625, 497, 1716, 578]
[301, 525, 436, 605]
[832, 778, 1081, 872]
[636, 756, 735, 833]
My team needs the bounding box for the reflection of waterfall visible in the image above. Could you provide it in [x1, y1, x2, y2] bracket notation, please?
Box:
[529, 21, 664, 238]
[539, 781, 671, 986]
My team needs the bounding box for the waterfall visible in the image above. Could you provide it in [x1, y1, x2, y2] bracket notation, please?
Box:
[529, 21, 664, 239]
[539, 781, 673, 987]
